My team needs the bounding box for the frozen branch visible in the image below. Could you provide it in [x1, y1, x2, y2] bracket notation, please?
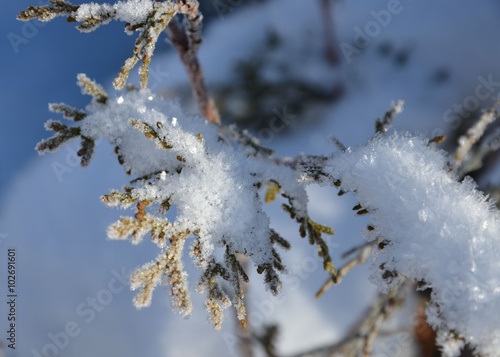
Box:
[18, 0, 216, 96]
[329, 132, 500, 356]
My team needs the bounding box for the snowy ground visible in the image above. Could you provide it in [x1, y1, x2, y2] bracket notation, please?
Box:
[2, 0, 500, 356]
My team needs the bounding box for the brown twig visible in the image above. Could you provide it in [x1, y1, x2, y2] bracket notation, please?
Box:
[287, 281, 410, 357]
[165, 7, 220, 124]
[319, 0, 340, 66]
[315, 242, 373, 298]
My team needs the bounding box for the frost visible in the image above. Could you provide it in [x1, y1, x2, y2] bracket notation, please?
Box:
[114, 0, 153, 24]
[329, 133, 500, 356]
[75, 3, 113, 23]
[71, 88, 332, 327]
[76, 0, 154, 26]
[34, 77, 500, 347]
[81, 90, 278, 263]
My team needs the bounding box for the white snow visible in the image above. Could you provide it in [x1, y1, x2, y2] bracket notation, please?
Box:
[76, 0, 154, 27]
[80, 89, 309, 271]
[329, 132, 500, 356]
[114, 0, 153, 25]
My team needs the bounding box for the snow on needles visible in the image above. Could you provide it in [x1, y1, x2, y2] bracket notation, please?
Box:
[329, 133, 500, 356]
[80, 89, 304, 270]
[76, 0, 154, 26]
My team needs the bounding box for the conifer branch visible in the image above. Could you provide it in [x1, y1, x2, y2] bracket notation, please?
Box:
[130, 234, 192, 316]
[107, 213, 171, 246]
[36, 120, 81, 153]
[197, 258, 232, 329]
[18, 0, 500, 352]
[17, 0, 78, 22]
[49, 103, 87, 121]
[114, 4, 177, 89]
[18, 1, 213, 93]
[165, 230, 192, 315]
[77, 73, 108, 104]
[224, 250, 249, 327]
[33, 76, 423, 345]
[130, 119, 174, 150]
[35, 74, 105, 165]
[454, 101, 499, 176]
[102, 189, 140, 207]
[303, 218, 336, 275]
[257, 263, 282, 296]
[78, 136, 95, 167]
[73, 7, 115, 33]
[270, 230, 291, 250]
[130, 256, 165, 308]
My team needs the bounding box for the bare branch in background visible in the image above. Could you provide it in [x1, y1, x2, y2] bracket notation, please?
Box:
[375, 100, 404, 134]
[316, 240, 373, 298]
[319, 0, 340, 65]
[165, 12, 220, 124]
[287, 281, 410, 357]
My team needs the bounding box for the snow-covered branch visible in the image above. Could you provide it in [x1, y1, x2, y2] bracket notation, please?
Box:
[35, 73, 500, 355]
[37, 77, 335, 329]
[328, 132, 500, 356]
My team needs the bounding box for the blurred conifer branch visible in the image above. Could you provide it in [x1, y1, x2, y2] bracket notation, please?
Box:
[454, 101, 499, 175]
